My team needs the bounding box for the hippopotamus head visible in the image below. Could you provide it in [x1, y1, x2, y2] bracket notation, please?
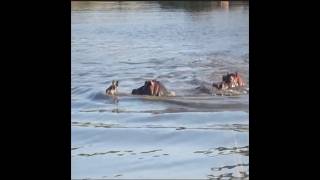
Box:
[234, 72, 245, 86]
[132, 80, 154, 95]
[213, 72, 245, 90]
[106, 80, 119, 96]
[222, 73, 236, 83]
[132, 80, 174, 96]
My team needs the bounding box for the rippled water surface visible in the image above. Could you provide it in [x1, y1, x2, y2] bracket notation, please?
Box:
[72, 1, 249, 179]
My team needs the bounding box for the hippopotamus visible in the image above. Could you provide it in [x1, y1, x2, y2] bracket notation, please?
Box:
[106, 80, 119, 96]
[213, 72, 245, 90]
[224, 72, 245, 87]
[132, 80, 175, 96]
[212, 81, 229, 90]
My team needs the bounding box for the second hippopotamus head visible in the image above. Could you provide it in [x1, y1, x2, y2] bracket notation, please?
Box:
[213, 72, 245, 90]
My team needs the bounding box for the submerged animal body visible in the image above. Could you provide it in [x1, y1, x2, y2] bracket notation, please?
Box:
[132, 80, 175, 96]
[212, 81, 229, 90]
[106, 80, 119, 96]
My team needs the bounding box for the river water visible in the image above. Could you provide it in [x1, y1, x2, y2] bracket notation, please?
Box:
[72, 1, 249, 179]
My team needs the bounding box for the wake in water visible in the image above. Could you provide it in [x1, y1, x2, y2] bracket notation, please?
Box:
[195, 83, 249, 96]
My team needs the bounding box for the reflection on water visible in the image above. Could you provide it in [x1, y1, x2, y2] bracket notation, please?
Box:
[71, 1, 249, 13]
[220, 1, 229, 10]
[158, 1, 221, 12]
[72, 1, 248, 179]
[158, 1, 248, 12]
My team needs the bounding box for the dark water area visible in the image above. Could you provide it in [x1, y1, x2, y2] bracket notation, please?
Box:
[72, 1, 249, 179]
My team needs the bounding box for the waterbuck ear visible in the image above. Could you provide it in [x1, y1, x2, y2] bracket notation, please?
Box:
[112, 80, 115, 85]
[116, 81, 119, 86]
